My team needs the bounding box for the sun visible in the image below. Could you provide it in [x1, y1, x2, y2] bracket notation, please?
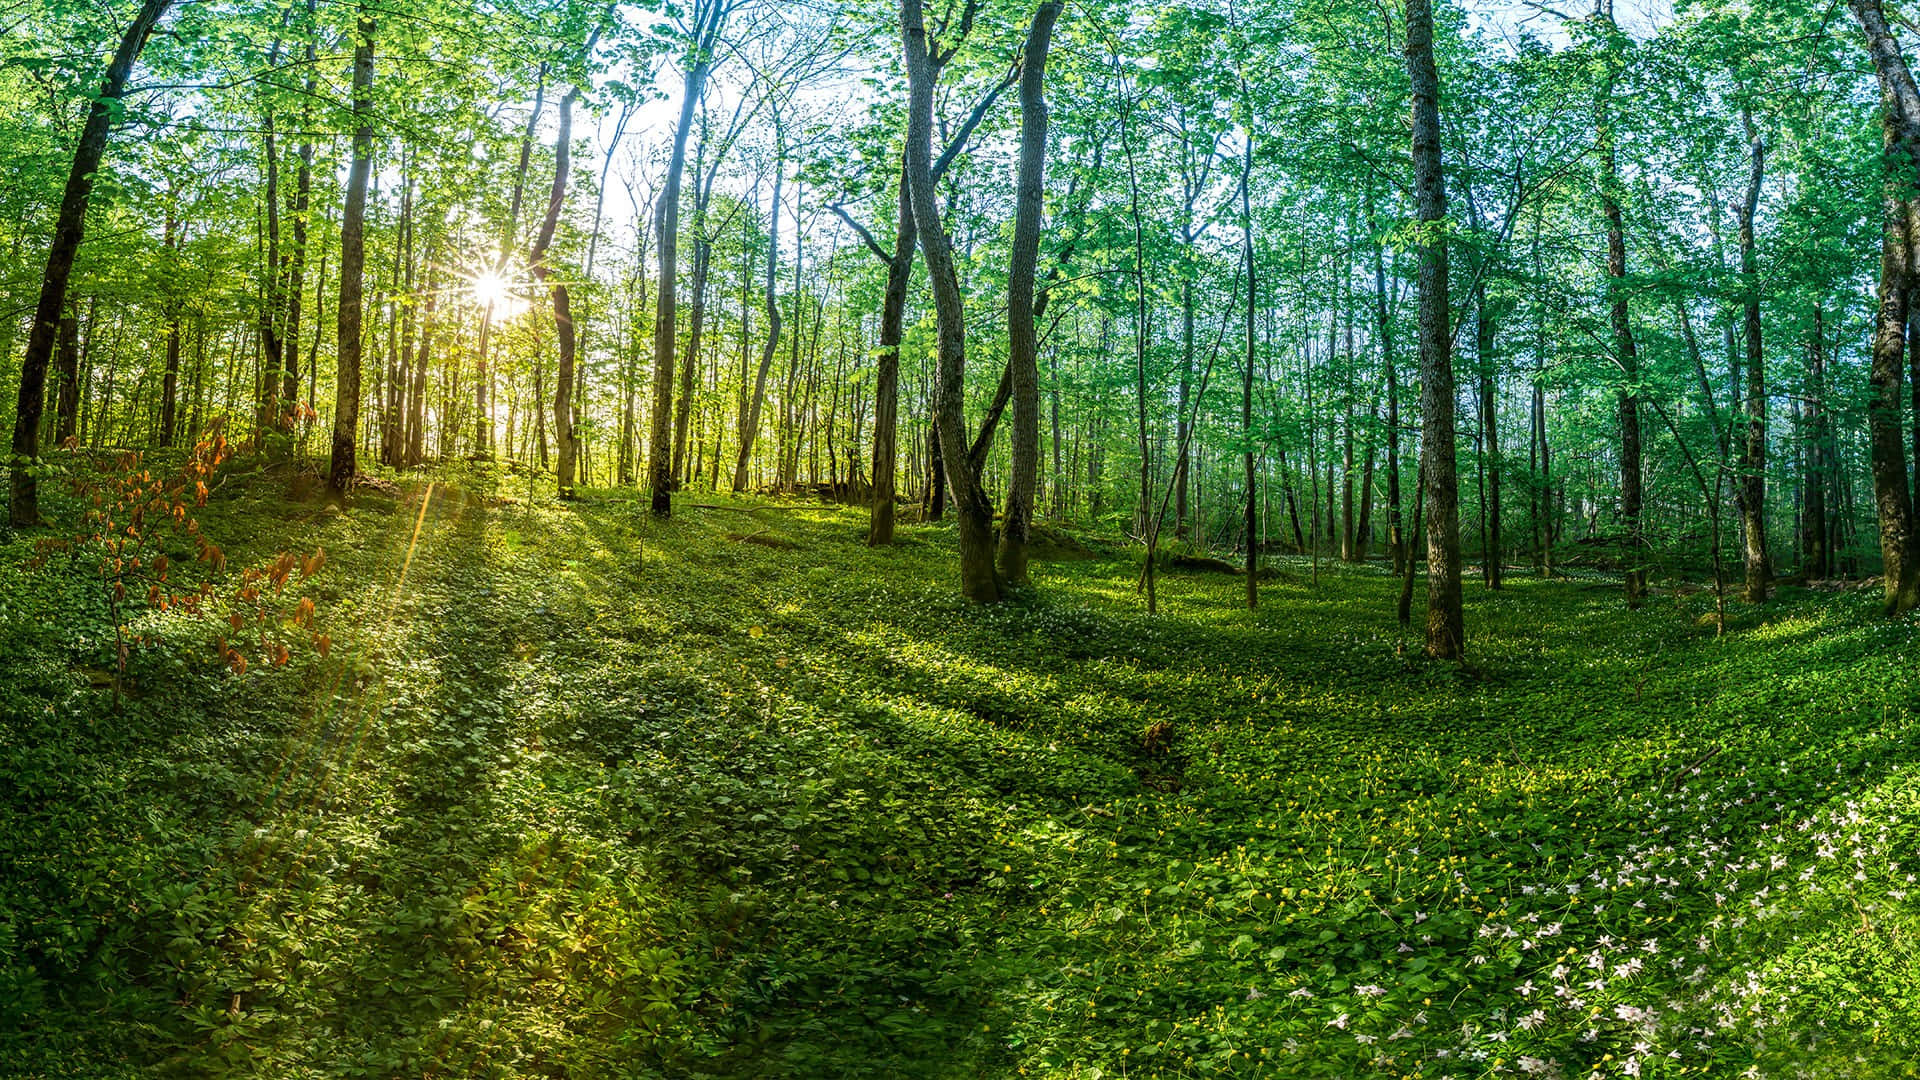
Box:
[471, 269, 512, 308]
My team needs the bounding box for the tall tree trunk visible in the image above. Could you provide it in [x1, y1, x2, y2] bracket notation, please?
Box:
[1124, 98, 1154, 612]
[533, 61, 595, 496]
[902, 0, 997, 602]
[675, 230, 710, 481]
[8, 0, 173, 525]
[735, 163, 784, 492]
[1408, 0, 1463, 658]
[1242, 130, 1259, 610]
[161, 305, 181, 448]
[1736, 119, 1770, 601]
[284, 4, 315, 420]
[328, 9, 374, 495]
[869, 172, 914, 545]
[650, 3, 728, 516]
[55, 315, 82, 447]
[1803, 305, 1829, 577]
[1849, 0, 1920, 613]
[1375, 223, 1403, 575]
[409, 267, 433, 467]
[1596, 0, 1646, 608]
[260, 95, 285, 438]
[382, 169, 411, 466]
[1476, 278, 1501, 588]
[998, 0, 1061, 585]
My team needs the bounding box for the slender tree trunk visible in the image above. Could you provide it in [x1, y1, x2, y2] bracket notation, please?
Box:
[675, 230, 710, 481]
[1242, 132, 1259, 609]
[1803, 305, 1829, 577]
[54, 315, 82, 447]
[532, 70, 592, 496]
[161, 303, 181, 448]
[284, 7, 315, 419]
[260, 96, 285, 437]
[1408, 0, 1463, 657]
[1124, 97, 1155, 612]
[902, 0, 997, 601]
[650, 4, 727, 516]
[1596, 0, 1646, 608]
[1375, 228, 1403, 575]
[735, 163, 784, 492]
[1736, 119, 1770, 600]
[1476, 279, 1501, 588]
[328, 9, 374, 495]
[870, 171, 914, 544]
[998, 0, 1061, 585]
[9, 0, 173, 525]
[409, 268, 433, 467]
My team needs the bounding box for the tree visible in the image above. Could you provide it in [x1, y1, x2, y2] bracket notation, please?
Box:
[647, 0, 735, 517]
[1734, 112, 1770, 601]
[328, 7, 375, 496]
[1848, 0, 1920, 614]
[902, 0, 998, 602]
[8, 0, 174, 526]
[1407, 0, 1463, 659]
[998, 0, 1064, 585]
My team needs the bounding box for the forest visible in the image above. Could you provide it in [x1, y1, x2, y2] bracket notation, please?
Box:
[5, 0, 1920, 1075]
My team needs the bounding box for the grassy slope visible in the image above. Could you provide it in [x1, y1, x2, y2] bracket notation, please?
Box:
[4, 474, 1920, 1079]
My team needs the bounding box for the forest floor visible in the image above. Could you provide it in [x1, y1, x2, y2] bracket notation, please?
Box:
[5, 466, 1920, 1079]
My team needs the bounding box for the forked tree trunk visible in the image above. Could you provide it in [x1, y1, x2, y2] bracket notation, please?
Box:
[533, 85, 584, 495]
[902, 0, 997, 602]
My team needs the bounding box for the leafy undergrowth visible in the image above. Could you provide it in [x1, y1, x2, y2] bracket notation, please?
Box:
[4, 469, 1920, 1079]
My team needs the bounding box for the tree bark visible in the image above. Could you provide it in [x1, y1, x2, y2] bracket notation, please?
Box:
[998, 0, 1061, 585]
[55, 315, 82, 448]
[1849, 0, 1920, 613]
[735, 162, 784, 492]
[1242, 129, 1259, 610]
[1802, 305, 1829, 577]
[650, 2, 729, 516]
[1408, 0, 1463, 658]
[8, 0, 173, 525]
[1596, 0, 1646, 608]
[1736, 120, 1770, 601]
[328, 9, 374, 496]
[903, 0, 998, 602]
[533, 30, 600, 498]
[283, 1, 315, 419]
[869, 173, 914, 544]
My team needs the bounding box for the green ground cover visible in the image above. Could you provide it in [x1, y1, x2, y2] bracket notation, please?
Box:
[4, 472, 1919, 1078]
